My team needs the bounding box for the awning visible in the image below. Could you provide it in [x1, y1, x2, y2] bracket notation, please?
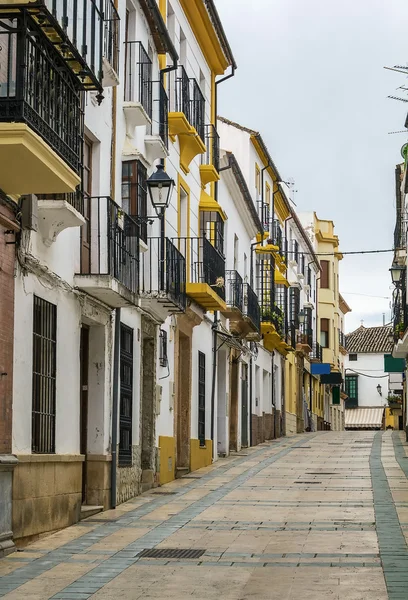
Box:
[345, 407, 384, 429]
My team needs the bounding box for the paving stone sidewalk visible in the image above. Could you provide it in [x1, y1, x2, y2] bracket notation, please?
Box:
[2, 431, 408, 599]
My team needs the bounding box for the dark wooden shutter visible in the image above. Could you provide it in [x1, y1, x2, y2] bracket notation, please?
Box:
[321, 261, 329, 288]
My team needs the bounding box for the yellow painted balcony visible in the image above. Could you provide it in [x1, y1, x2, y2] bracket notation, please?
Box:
[177, 236, 226, 312]
[168, 66, 206, 173]
[0, 14, 82, 195]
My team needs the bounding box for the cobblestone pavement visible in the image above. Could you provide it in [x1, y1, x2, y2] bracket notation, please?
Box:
[2, 431, 408, 599]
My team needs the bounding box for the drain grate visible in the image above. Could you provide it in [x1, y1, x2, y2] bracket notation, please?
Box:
[295, 481, 322, 484]
[137, 548, 206, 559]
[182, 475, 202, 480]
[151, 491, 178, 496]
[307, 472, 336, 475]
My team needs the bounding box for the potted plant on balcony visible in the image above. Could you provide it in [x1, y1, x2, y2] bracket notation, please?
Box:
[387, 394, 403, 409]
[395, 323, 405, 339]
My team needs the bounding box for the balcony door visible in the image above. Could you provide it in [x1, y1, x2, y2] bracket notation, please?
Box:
[81, 137, 92, 274]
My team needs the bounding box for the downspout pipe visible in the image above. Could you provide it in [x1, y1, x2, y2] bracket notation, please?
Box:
[111, 307, 121, 509]
[210, 312, 218, 446]
[215, 65, 236, 203]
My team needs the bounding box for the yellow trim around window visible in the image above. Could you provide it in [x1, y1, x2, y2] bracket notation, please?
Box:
[177, 174, 190, 239]
[255, 163, 261, 194]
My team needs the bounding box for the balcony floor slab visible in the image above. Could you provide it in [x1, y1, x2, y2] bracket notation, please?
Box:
[74, 275, 137, 308]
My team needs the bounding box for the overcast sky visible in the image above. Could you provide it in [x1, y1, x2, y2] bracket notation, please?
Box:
[216, 0, 408, 332]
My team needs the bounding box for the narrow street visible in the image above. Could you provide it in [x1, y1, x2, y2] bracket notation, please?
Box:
[1, 432, 408, 599]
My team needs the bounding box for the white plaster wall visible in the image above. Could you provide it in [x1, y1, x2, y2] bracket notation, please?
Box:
[13, 273, 82, 455]
[344, 353, 391, 408]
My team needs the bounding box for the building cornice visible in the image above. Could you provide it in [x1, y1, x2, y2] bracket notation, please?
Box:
[179, 0, 236, 74]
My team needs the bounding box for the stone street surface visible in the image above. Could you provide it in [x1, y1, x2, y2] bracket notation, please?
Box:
[2, 431, 408, 599]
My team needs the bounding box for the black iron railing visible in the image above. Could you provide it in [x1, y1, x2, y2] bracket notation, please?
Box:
[257, 255, 274, 321]
[190, 78, 205, 140]
[158, 81, 169, 148]
[271, 304, 284, 336]
[311, 342, 323, 361]
[298, 326, 313, 349]
[272, 220, 283, 254]
[203, 124, 220, 171]
[174, 65, 190, 120]
[103, 0, 120, 75]
[225, 270, 244, 312]
[175, 237, 226, 301]
[124, 41, 152, 117]
[78, 196, 139, 294]
[140, 237, 186, 312]
[33, 0, 119, 90]
[288, 322, 297, 348]
[0, 14, 83, 174]
[262, 203, 270, 232]
[243, 283, 260, 332]
[37, 190, 85, 216]
[339, 331, 347, 349]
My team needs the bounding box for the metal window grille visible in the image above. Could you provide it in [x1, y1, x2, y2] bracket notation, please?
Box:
[198, 351, 206, 447]
[32, 296, 57, 454]
[119, 324, 134, 466]
[159, 329, 168, 367]
[289, 287, 300, 329]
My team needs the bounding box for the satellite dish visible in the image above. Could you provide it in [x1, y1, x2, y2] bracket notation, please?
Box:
[401, 143, 408, 160]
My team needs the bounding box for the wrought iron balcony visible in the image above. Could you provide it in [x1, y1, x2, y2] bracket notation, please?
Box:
[0, 13, 83, 194]
[271, 304, 285, 337]
[310, 342, 323, 362]
[173, 65, 191, 121]
[272, 220, 283, 254]
[4, 1, 120, 93]
[75, 196, 139, 307]
[297, 326, 313, 352]
[261, 203, 270, 232]
[190, 78, 205, 141]
[339, 331, 347, 350]
[124, 41, 152, 119]
[140, 237, 186, 320]
[175, 236, 226, 310]
[203, 124, 220, 172]
[225, 270, 244, 312]
[243, 283, 261, 335]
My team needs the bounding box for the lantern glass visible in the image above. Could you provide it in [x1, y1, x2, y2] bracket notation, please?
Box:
[298, 309, 306, 325]
[390, 265, 404, 285]
[146, 164, 175, 214]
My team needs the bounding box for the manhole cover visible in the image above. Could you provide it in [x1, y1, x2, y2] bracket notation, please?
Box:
[294, 481, 322, 485]
[137, 548, 206, 559]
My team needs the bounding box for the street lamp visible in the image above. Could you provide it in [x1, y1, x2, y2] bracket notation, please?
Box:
[390, 265, 404, 286]
[298, 310, 306, 325]
[146, 163, 175, 216]
[376, 384, 382, 396]
[145, 163, 175, 290]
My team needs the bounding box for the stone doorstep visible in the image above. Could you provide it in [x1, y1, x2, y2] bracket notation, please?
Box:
[80, 506, 104, 521]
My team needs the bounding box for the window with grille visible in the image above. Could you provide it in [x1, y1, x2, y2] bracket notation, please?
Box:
[198, 351, 206, 446]
[32, 296, 57, 454]
[159, 329, 168, 367]
[119, 324, 134, 466]
[122, 160, 148, 242]
[289, 287, 300, 328]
